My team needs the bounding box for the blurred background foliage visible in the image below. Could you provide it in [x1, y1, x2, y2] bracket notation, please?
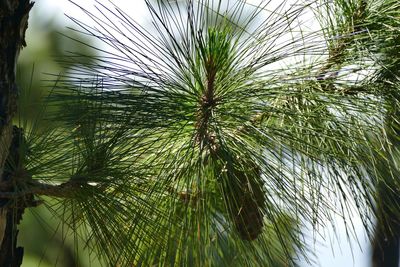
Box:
[17, 5, 94, 125]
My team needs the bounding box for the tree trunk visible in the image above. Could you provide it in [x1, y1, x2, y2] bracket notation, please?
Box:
[372, 182, 400, 267]
[372, 95, 400, 267]
[0, 1, 34, 266]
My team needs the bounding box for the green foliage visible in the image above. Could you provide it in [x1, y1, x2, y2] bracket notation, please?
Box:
[11, 0, 400, 266]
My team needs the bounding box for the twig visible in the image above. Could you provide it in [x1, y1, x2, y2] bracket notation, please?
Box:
[0, 180, 85, 199]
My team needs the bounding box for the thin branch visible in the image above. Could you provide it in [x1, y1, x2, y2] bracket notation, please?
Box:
[0, 180, 86, 199]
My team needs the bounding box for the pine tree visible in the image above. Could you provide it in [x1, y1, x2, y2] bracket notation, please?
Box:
[0, 0, 399, 266]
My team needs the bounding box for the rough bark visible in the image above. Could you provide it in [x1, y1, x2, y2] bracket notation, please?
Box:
[371, 95, 400, 267]
[371, 181, 400, 267]
[0, 1, 34, 266]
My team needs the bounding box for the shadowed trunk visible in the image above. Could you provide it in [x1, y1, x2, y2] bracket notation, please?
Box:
[0, 1, 34, 266]
[372, 182, 400, 267]
[372, 94, 400, 267]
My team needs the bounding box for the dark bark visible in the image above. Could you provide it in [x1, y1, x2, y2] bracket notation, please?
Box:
[372, 96, 400, 267]
[371, 182, 400, 267]
[372, 225, 399, 267]
[0, 1, 34, 266]
[371, 179, 400, 267]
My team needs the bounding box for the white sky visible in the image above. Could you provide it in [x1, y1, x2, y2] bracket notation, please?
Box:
[30, 1, 372, 266]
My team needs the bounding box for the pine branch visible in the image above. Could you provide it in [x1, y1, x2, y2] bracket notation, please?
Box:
[0, 180, 87, 199]
[15, 0, 400, 266]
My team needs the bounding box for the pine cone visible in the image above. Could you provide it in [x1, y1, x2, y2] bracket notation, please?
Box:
[221, 158, 265, 240]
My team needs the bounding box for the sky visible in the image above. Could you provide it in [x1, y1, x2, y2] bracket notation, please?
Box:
[30, 0, 373, 266]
